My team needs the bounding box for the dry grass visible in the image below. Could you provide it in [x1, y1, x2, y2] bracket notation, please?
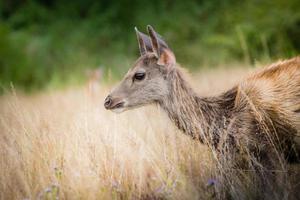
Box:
[0, 66, 298, 200]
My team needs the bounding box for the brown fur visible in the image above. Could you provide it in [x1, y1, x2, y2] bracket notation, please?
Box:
[159, 57, 300, 166]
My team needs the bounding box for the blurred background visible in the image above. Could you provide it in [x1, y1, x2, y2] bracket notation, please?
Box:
[0, 0, 299, 92]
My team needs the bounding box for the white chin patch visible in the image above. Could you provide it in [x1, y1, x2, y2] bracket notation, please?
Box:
[111, 107, 126, 113]
[110, 100, 128, 114]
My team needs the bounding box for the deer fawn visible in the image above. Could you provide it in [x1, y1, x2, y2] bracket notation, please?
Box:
[86, 67, 103, 99]
[104, 25, 300, 169]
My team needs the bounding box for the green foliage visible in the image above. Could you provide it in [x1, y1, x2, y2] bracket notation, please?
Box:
[0, 24, 33, 91]
[0, 0, 299, 91]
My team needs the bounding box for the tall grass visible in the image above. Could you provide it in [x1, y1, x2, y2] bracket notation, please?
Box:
[1, 67, 299, 199]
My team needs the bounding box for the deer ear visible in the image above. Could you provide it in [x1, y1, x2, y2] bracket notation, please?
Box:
[135, 27, 153, 56]
[157, 49, 176, 66]
[147, 25, 176, 67]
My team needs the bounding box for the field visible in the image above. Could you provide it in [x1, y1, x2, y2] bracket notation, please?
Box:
[1, 0, 299, 199]
[1, 65, 299, 200]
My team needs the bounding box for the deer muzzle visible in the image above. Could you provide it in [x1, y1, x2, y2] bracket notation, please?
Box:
[104, 95, 125, 110]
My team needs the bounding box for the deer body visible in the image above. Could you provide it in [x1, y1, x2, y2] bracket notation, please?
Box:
[160, 59, 300, 164]
[104, 25, 300, 166]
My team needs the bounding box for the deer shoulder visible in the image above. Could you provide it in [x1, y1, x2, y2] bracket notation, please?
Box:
[223, 57, 300, 162]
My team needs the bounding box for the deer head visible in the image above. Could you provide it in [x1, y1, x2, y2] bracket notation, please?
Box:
[104, 25, 176, 113]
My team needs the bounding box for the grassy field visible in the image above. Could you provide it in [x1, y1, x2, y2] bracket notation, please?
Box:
[1, 1, 299, 198]
[0, 66, 299, 200]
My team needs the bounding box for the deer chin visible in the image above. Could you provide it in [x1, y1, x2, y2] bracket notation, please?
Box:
[111, 106, 126, 113]
[110, 100, 128, 113]
[111, 102, 148, 113]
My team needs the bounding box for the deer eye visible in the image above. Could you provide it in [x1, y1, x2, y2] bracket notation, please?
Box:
[133, 72, 145, 81]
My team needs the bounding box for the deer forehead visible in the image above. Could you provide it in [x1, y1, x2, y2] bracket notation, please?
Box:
[133, 53, 157, 67]
[123, 53, 161, 79]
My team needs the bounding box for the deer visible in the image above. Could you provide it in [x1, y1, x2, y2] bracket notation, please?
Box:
[86, 67, 103, 99]
[104, 25, 300, 173]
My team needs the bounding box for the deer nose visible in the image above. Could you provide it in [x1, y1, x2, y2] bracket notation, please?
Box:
[104, 95, 112, 109]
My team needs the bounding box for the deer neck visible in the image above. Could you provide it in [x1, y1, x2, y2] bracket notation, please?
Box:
[159, 67, 226, 145]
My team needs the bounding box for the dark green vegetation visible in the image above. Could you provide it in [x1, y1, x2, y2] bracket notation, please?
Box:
[0, 0, 299, 91]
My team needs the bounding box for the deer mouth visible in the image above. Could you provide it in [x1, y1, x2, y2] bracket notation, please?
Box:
[111, 101, 125, 110]
[110, 101, 126, 113]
